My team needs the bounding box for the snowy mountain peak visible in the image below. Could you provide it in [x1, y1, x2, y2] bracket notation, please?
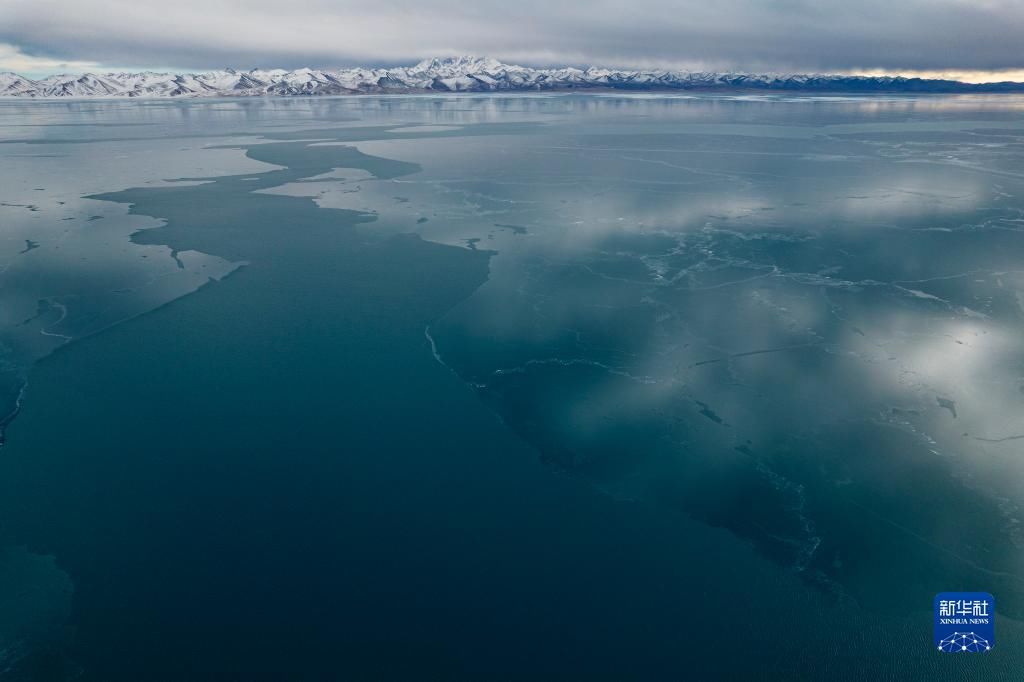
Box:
[2, 58, 1022, 98]
[411, 56, 505, 73]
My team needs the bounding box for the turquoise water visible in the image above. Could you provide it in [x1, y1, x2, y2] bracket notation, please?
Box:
[0, 95, 1023, 679]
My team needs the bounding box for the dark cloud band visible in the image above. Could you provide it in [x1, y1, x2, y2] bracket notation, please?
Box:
[1, 0, 1022, 73]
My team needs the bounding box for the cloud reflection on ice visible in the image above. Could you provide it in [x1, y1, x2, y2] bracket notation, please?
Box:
[255, 99, 1024, 611]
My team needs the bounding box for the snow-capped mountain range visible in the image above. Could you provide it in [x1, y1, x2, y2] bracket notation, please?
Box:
[3, 56, 1023, 98]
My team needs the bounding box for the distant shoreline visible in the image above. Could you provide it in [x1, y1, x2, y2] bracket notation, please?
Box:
[7, 88, 1024, 101]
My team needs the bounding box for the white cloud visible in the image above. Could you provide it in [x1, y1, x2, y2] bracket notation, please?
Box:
[0, 43, 101, 77]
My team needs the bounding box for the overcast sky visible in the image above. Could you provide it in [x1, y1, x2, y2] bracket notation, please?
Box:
[2, 0, 1024, 80]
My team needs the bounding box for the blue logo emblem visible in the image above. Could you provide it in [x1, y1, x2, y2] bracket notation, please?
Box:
[934, 592, 994, 652]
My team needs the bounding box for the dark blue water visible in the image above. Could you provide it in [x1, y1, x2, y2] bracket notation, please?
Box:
[0, 95, 1022, 679]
